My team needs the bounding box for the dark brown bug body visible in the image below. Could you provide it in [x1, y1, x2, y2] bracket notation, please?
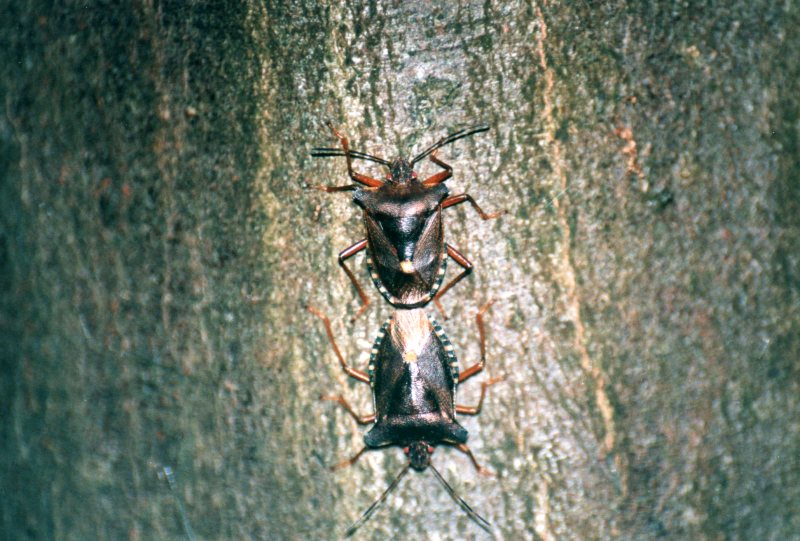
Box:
[311, 125, 504, 319]
[307, 303, 501, 535]
[364, 309, 466, 450]
[356, 181, 449, 308]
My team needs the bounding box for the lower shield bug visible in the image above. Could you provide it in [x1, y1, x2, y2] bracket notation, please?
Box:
[307, 302, 502, 536]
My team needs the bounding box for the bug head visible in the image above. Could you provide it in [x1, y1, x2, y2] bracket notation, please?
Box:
[386, 158, 417, 185]
[404, 441, 434, 471]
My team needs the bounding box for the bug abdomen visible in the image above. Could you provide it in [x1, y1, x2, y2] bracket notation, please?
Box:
[365, 310, 466, 447]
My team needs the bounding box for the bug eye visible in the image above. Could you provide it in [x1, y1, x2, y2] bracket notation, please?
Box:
[403, 447, 410, 454]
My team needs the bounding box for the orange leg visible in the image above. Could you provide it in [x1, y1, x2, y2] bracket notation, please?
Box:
[331, 446, 368, 471]
[307, 306, 370, 384]
[327, 122, 384, 188]
[421, 149, 453, 186]
[337, 239, 371, 322]
[455, 443, 494, 477]
[433, 244, 473, 319]
[456, 376, 504, 415]
[321, 394, 375, 425]
[443, 193, 505, 220]
[458, 300, 494, 384]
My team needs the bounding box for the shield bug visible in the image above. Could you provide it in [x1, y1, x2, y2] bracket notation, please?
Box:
[307, 302, 502, 536]
[310, 124, 504, 320]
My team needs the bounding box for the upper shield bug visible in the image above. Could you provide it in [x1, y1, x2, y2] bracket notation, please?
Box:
[307, 302, 502, 536]
[310, 124, 505, 320]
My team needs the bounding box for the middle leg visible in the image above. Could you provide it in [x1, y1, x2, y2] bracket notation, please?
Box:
[458, 300, 494, 384]
[320, 394, 375, 425]
[456, 376, 504, 415]
[337, 239, 371, 322]
[432, 243, 473, 319]
[307, 306, 370, 384]
[442, 193, 505, 220]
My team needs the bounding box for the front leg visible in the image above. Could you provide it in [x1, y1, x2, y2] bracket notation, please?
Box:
[458, 300, 494, 384]
[454, 443, 494, 477]
[330, 446, 369, 471]
[327, 122, 384, 188]
[442, 193, 505, 220]
[421, 149, 453, 186]
[338, 239, 371, 322]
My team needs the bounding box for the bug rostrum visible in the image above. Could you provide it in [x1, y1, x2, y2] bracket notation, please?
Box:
[310, 124, 505, 320]
[307, 302, 502, 536]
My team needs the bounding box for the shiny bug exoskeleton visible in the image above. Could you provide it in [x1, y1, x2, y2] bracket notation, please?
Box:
[307, 303, 501, 536]
[311, 124, 504, 320]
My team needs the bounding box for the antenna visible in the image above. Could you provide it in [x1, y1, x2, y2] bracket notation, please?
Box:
[411, 125, 490, 164]
[311, 148, 391, 166]
[429, 463, 492, 534]
[344, 464, 411, 537]
[342, 461, 492, 537]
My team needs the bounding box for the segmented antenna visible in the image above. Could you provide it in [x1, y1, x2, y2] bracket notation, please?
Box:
[310, 148, 391, 166]
[344, 464, 411, 537]
[342, 461, 492, 536]
[429, 463, 492, 534]
[412, 125, 490, 164]
[311, 125, 489, 166]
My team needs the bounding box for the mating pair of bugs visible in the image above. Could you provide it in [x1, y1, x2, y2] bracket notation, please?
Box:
[309, 123, 503, 536]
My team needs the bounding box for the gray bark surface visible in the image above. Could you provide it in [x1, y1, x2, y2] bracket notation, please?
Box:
[2, 2, 798, 540]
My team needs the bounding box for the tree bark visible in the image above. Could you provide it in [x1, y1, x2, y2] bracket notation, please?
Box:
[2, 2, 798, 540]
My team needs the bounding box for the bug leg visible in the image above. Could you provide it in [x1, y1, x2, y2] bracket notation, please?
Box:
[442, 193, 506, 220]
[326, 122, 384, 188]
[433, 244, 474, 320]
[456, 376, 504, 415]
[307, 306, 370, 384]
[455, 443, 494, 477]
[338, 239, 371, 322]
[458, 300, 494, 384]
[420, 149, 452, 186]
[320, 394, 376, 425]
[331, 446, 368, 471]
